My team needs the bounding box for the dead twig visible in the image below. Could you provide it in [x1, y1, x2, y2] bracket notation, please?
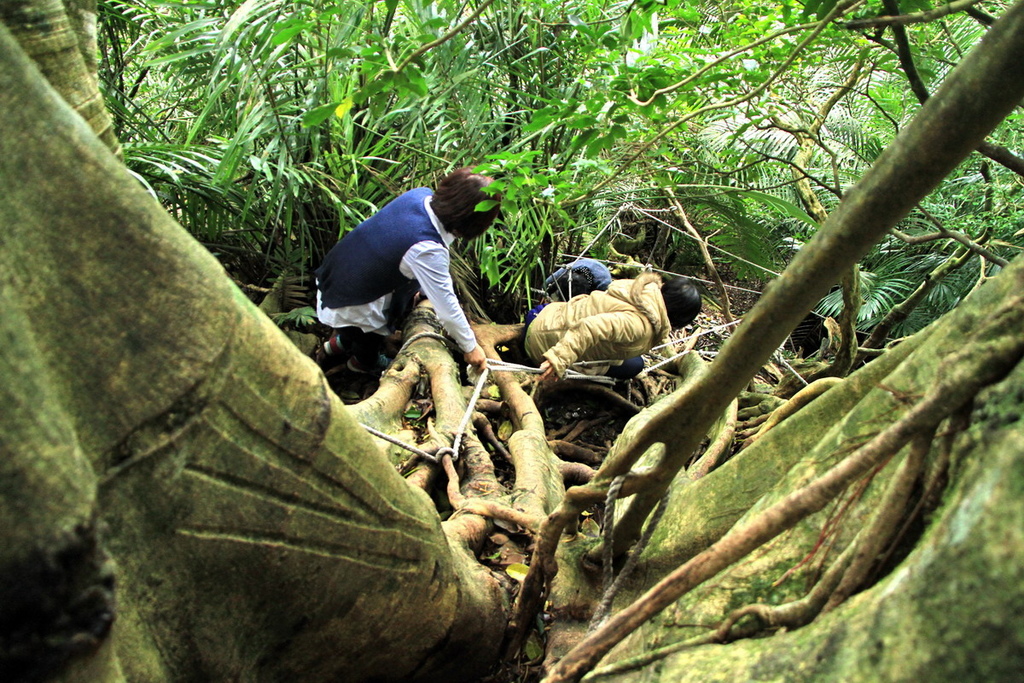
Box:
[564, 417, 607, 443]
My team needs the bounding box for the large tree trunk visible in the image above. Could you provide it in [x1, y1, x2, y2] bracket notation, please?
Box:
[0, 23, 505, 682]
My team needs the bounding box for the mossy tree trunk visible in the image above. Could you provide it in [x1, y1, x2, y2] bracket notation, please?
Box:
[552, 256, 1024, 682]
[0, 22, 506, 682]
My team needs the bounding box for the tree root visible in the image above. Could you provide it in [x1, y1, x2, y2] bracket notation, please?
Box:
[735, 412, 770, 439]
[688, 399, 738, 480]
[559, 461, 597, 487]
[536, 382, 642, 416]
[715, 424, 934, 644]
[548, 440, 603, 467]
[737, 392, 786, 417]
[506, 473, 650, 656]
[581, 629, 722, 680]
[543, 298, 1024, 682]
[743, 377, 842, 449]
[455, 500, 541, 534]
[716, 537, 859, 641]
[475, 413, 512, 461]
[824, 429, 931, 611]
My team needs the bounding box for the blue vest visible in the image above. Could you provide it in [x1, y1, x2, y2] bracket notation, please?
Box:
[316, 188, 443, 308]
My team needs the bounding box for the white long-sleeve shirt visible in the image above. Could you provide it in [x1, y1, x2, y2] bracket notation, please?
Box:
[316, 197, 478, 353]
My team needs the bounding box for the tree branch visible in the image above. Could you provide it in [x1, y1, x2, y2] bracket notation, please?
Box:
[845, 0, 987, 29]
[567, 0, 867, 205]
[868, 0, 1024, 177]
[892, 207, 1008, 266]
[394, 0, 499, 74]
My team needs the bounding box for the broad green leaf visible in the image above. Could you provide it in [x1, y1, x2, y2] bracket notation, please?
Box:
[525, 632, 544, 661]
[403, 65, 429, 97]
[271, 22, 311, 45]
[506, 563, 530, 582]
[735, 190, 817, 227]
[302, 102, 340, 128]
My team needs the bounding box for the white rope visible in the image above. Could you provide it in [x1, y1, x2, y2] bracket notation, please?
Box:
[555, 206, 624, 267]
[361, 367, 491, 464]
[641, 351, 690, 375]
[361, 352, 623, 465]
[447, 366, 490, 460]
[486, 358, 617, 385]
[359, 423, 441, 463]
[639, 349, 722, 377]
[639, 320, 744, 377]
[649, 319, 743, 353]
[773, 348, 810, 386]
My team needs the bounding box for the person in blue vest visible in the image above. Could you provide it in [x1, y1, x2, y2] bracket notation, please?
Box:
[315, 167, 500, 374]
[543, 257, 613, 301]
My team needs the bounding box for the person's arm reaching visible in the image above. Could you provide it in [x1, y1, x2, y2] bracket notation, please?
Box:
[403, 242, 487, 370]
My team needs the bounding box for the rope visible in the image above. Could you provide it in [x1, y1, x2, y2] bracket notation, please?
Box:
[588, 483, 671, 633]
[588, 475, 625, 634]
[602, 477, 626, 606]
[773, 348, 810, 386]
[360, 348, 619, 465]
[648, 319, 743, 353]
[361, 364, 490, 465]
[400, 330, 457, 354]
[641, 352, 690, 376]
[487, 358, 617, 385]
[640, 320, 745, 377]
[359, 423, 441, 463]
[437, 366, 490, 462]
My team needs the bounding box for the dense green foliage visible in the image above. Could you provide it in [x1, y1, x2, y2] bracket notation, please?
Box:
[98, 0, 1022, 332]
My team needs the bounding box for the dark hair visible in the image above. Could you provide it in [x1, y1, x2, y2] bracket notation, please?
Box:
[547, 266, 596, 301]
[661, 276, 702, 328]
[431, 167, 501, 239]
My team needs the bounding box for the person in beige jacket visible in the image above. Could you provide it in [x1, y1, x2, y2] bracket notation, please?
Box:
[524, 273, 701, 381]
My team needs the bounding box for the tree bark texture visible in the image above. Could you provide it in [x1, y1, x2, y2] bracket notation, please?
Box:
[0, 25, 504, 682]
[0, 0, 118, 153]
[589, 352, 1024, 681]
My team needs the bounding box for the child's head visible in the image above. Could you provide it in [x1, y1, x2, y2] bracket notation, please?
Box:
[661, 276, 702, 328]
[547, 266, 596, 301]
[432, 167, 501, 239]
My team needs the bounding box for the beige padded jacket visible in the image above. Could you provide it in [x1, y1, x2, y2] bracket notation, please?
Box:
[524, 273, 671, 378]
